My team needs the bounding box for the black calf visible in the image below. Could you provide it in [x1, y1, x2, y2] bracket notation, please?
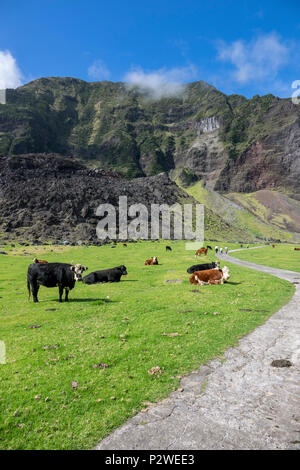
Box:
[187, 261, 219, 274]
[83, 265, 127, 284]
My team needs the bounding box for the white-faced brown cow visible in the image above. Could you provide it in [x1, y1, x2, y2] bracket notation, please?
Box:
[33, 258, 48, 264]
[195, 247, 208, 258]
[144, 256, 158, 265]
[189, 266, 230, 286]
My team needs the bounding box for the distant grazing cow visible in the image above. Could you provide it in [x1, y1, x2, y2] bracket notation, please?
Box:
[33, 258, 48, 264]
[189, 266, 230, 286]
[206, 245, 212, 250]
[166, 246, 172, 251]
[272, 244, 275, 248]
[145, 256, 158, 265]
[123, 244, 127, 247]
[187, 261, 220, 274]
[27, 262, 88, 303]
[215, 246, 219, 254]
[195, 248, 207, 257]
[220, 247, 223, 255]
[294, 247, 300, 251]
[83, 265, 127, 284]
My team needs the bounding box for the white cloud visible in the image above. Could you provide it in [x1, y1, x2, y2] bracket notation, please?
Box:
[217, 33, 290, 84]
[124, 65, 197, 99]
[88, 59, 110, 80]
[0, 50, 23, 89]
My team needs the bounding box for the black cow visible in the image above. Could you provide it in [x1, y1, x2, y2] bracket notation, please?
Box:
[27, 262, 88, 303]
[187, 261, 220, 274]
[166, 246, 172, 251]
[83, 265, 127, 284]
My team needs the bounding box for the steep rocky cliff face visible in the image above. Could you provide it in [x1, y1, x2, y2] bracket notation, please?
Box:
[215, 100, 300, 199]
[0, 77, 299, 198]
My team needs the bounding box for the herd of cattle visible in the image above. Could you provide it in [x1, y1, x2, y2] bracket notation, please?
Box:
[27, 246, 230, 303]
[195, 246, 230, 256]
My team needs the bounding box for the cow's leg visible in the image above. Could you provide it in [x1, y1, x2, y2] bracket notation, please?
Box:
[196, 276, 205, 285]
[31, 281, 39, 303]
[210, 279, 222, 285]
[58, 285, 64, 303]
[65, 287, 70, 302]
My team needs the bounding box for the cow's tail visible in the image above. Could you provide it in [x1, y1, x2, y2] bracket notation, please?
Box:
[27, 280, 31, 300]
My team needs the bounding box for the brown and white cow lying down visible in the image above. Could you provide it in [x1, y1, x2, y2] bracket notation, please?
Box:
[145, 256, 158, 265]
[189, 266, 230, 285]
[33, 258, 48, 264]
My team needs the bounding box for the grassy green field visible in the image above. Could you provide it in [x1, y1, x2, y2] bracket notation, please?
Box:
[231, 244, 300, 273]
[0, 241, 294, 449]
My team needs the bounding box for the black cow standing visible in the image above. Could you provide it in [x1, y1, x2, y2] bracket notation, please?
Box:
[27, 263, 88, 303]
[83, 265, 127, 284]
[187, 261, 220, 274]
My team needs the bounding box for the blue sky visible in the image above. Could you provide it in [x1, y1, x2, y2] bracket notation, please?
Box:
[1, 0, 300, 98]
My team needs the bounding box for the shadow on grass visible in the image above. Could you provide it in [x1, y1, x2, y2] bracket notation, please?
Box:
[41, 297, 117, 303]
[67, 298, 117, 303]
[226, 281, 243, 285]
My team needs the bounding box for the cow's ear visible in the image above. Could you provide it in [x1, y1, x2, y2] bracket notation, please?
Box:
[85, 266, 88, 271]
[70, 266, 75, 271]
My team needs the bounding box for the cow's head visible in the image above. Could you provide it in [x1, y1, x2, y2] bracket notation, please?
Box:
[153, 256, 158, 263]
[115, 265, 127, 275]
[120, 265, 128, 275]
[214, 261, 220, 269]
[70, 264, 88, 281]
[222, 266, 230, 281]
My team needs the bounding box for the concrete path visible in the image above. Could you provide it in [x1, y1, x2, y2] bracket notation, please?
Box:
[95, 250, 300, 450]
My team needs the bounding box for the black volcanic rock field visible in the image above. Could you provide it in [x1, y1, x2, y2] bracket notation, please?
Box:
[0, 153, 248, 243]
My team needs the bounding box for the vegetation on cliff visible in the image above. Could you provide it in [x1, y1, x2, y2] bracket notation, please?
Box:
[1, 77, 299, 198]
